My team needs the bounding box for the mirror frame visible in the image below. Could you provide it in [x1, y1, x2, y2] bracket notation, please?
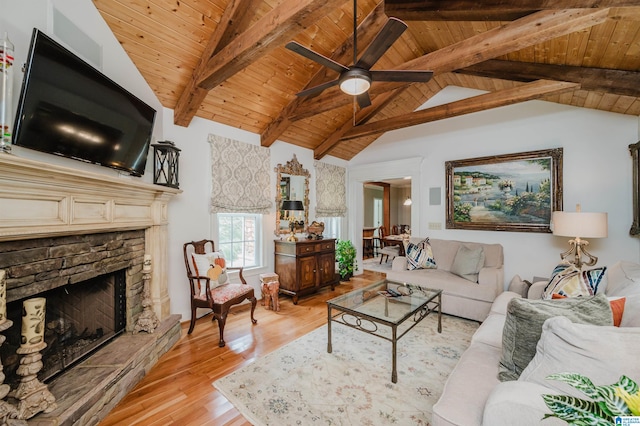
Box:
[275, 154, 310, 236]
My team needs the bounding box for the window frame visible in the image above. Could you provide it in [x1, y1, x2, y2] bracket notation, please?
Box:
[215, 212, 263, 269]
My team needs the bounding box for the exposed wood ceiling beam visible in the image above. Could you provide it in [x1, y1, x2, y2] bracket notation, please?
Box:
[384, 0, 636, 21]
[174, 0, 255, 126]
[455, 59, 640, 98]
[313, 88, 409, 159]
[260, 1, 389, 148]
[174, 0, 346, 127]
[195, 0, 346, 90]
[340, 80, 580, 141]
[298, 8, 609, 122]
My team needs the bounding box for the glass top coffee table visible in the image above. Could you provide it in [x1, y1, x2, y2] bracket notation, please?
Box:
[327, 279, 442, 383]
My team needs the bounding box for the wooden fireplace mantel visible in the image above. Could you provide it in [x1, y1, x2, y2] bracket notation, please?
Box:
[0, 153, 181, 320]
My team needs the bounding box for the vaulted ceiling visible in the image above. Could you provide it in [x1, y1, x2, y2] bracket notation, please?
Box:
[93, 1, 640, 160]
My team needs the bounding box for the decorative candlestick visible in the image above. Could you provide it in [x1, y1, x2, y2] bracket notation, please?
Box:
[0, 270, 6, 324]
[134, 254, 159, 334]
[0, 319, 24, 424]
[12, 298, 56, 419]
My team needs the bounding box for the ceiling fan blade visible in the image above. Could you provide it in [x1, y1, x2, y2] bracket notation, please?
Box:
[356, 92, 372, 108]
[295, 79, 340, 98]
[355, 18, 407, 70]
[370, 70, 434, 83]
[285, 42, 350, 75]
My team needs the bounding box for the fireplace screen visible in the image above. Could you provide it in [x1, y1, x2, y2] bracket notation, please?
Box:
[1, 270, 126, 385]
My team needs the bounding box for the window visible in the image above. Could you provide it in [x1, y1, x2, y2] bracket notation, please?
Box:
[317, 217, 342, 240]
[217, 213, 261, 268]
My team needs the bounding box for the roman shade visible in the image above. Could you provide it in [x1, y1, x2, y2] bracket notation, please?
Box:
[314, 161, 346, 217]
[209, 134, 271, 214]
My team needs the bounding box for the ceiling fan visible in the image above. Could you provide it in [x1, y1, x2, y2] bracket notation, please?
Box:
[285, 0, 433, 108]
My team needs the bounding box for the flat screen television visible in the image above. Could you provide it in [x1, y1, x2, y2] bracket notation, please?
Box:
[12, 28, 156, 176]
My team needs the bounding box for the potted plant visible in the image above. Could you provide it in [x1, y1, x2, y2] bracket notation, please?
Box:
[336, 239, 357, 281]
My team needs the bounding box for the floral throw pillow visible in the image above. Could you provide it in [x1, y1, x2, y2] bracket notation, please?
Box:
[406, 238, 437, 271]
[542, 263, 607, 299]
[191, 252, 229, 295]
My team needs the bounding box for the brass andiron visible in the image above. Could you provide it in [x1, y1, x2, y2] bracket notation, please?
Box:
[134, 254, 159, 334]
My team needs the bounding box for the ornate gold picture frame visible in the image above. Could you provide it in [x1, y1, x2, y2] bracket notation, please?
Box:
[446, 148, 563, 233]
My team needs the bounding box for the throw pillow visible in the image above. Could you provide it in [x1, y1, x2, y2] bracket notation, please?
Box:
[554, 294, 626, 327]
[449, 245, 485, 283]
[542, 263, 607, 299]
[499, 294, 613, 382]
[518, 316, 640, 399]
[191, 252, 229, 295]
[609, 297, 626, 327]
[405, 238, 437, 270]
[606, 261, 640, 297]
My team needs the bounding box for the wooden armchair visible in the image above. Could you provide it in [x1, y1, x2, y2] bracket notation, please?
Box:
[183, 239, 257, 347]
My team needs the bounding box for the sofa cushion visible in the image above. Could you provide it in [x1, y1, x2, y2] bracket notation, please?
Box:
[405, 238, 437, 270]
[542, 263, 607, 299]
[388, 268, 497, 303]
[499, 295, 613, 382]
[450, 245, 485, 283]
[519, 316, 640, 399]
[483, 381, 563, 426]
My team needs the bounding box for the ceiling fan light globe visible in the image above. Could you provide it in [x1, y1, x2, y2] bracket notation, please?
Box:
[340, 76, 370, 95]
[339, 69, 372, 96]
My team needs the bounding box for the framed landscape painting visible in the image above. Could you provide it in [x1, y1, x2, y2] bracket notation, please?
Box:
[446, 148, 563, 233]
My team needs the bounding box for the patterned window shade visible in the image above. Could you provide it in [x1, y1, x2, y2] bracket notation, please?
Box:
[314, 161, 346, 217]
[209, 134, 271, 214]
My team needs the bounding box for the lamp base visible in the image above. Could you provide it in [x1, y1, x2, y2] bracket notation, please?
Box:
[559, 237, 598, 269]
[286, 232, 298, 242]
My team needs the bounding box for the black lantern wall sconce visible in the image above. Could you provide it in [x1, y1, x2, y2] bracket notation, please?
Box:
[152, 140, 180, 188]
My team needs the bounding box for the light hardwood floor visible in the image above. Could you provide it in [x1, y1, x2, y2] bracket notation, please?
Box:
[99, 271, 384, 425]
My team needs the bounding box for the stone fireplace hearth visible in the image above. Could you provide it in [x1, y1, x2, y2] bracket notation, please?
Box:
[0, 154, 181, 425]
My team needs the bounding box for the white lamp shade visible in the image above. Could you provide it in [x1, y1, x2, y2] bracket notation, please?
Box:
[339, 76, 370, 95]
[552, 211, 608, 238]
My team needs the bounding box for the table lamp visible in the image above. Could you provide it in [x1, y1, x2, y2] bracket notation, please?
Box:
[282, 200, 304, 242]
[552, 204, 608, 268]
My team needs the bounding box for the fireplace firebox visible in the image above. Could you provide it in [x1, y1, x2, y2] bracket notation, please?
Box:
[1, 270, 126, 386]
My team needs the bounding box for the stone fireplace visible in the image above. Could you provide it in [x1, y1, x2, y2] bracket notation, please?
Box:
[0, 154, 181, 425]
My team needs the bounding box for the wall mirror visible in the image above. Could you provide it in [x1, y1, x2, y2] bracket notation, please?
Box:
[275, 154, 310, 236]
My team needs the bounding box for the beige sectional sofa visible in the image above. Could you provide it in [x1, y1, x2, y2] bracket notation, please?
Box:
[432, 260, 640, 426]
[386, 238, 504, 322]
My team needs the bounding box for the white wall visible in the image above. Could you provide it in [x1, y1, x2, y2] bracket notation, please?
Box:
[161, 108, 347, 319]
[0, 0, 164, 181]
[350, 86, 640, 286]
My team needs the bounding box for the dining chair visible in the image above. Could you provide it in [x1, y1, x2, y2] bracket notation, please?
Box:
[378, 227, 401, 264]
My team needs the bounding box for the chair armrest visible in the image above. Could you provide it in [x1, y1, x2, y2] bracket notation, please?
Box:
[227, 266, 246, 284]
[391, 256, 407, 271]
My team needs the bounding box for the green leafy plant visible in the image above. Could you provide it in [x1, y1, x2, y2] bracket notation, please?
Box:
[542, 373, 640, 425]
[335, 239, 357, 280]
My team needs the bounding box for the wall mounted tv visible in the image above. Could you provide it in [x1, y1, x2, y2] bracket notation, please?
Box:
[12, 28, 156, 176]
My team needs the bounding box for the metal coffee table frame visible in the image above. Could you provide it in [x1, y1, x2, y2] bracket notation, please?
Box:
[327, 279, 442, 383]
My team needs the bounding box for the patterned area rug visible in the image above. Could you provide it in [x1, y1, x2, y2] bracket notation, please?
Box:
[214, 314, 479, 425]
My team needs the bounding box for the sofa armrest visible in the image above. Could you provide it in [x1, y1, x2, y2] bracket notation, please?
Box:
[391, 256, 408, 271]
[478, 266, 504, 295]
[527, 280, 548, 299]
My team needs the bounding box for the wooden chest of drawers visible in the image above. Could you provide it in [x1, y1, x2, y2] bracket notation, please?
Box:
[274, 238, 338, 304]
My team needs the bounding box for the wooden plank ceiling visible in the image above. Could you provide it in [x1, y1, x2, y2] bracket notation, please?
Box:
[93, 0, 640, 160]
